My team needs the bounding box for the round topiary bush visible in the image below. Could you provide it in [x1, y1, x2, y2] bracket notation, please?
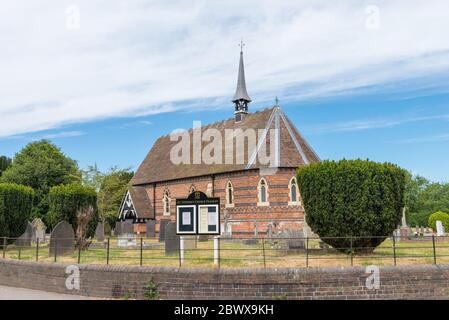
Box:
[297, 159, 406, 253]
[0, 183, 34, 239]
[48, 184, 98, 238]
[428, 211, 449, 232]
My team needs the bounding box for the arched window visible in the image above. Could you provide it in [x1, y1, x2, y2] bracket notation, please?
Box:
[289, 177, 300, 205]
[163, 190, 170, 215]
[226, 181, 234, 206]
[258, 178, 269, 206]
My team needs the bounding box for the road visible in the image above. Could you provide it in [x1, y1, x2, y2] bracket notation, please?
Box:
[0, 285, 92, 300]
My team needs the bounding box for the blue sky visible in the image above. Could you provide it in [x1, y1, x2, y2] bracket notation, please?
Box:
[1, 1, 449, 181]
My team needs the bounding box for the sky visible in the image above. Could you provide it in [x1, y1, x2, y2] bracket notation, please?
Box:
[1, 0, 449, 182]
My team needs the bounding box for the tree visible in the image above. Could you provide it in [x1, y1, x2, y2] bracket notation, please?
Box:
[0, 156, 12, 177]
[0, 140, 80, 222]
[75, 205, 96, 249]
[47, 184, 98, 239]
[428, 211, 449, 232]
[405, 173, 449, 227]
[297, 159, 406, 253]
[0, 183, 35, 240]
[98, 167, 133, 228]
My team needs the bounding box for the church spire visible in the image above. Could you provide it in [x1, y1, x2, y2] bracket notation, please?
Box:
[232, 41, 251, 122]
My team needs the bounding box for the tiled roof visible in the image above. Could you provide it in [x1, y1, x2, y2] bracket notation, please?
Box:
[131, 107, 319, 185]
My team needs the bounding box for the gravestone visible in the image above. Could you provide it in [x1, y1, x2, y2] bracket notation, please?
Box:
[164, 222, 180, 254]
[31, 218, 46, 242]
[158, 219, 170, 242]
[49, 221, 75, 256]
[95, 222, 104, 241]
[286, 229, 305, 249]
[146, 220, 156, 238]
[115, 220, 134, 236]
[436, 220, 445, 236]
[267, 223, 274, 239]
[393, 229, 401, 243]
[117, 233, 137, 247]
[15, 222, 33, 247]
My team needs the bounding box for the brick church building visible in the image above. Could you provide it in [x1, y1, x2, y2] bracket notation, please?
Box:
[118, 48, 320, 237]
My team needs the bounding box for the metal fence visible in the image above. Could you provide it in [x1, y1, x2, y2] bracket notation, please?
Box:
[2, 235, 449, 268]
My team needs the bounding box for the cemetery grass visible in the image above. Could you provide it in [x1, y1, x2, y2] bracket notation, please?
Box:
[4, 237, 449, 268]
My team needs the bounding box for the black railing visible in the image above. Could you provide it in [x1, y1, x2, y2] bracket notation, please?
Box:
[1, 235, 448, 268]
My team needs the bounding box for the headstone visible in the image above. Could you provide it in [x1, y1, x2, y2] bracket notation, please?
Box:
[414, 225, 419, 237]
[146, 220, 156, 238]
[115, 220, 134, 236]
[49, 221, 75, 255]
[95, 222, 104, 241]
[117, 233, 137, 247]
[164, 222, 180, 254]
[31, 218, 46, 242]
[400, 227, 410, 239]
[393, 229, 401, 243]
[436, 220, 445, 237]
[158, 219, 170, 242]
[267, 223, 274, 239]
[15, 222, 33, 247]
[254, 221, 258, 238]
[286, 229, 305, 249]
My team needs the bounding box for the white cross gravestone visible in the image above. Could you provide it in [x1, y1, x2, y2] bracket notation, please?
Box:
[436, 220, 445, 237]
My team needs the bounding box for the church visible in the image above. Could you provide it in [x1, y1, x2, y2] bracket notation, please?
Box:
[118, 48, 320, 237]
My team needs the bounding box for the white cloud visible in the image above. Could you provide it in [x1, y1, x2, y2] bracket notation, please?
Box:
[305, 113, 449, 134]
[1, 0, 449, 138]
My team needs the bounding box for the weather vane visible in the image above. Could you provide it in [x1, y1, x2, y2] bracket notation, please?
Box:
[275, 96, 279, 106]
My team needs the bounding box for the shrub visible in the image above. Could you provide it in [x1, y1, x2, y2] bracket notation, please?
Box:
[428, 211, 449, 232]
[297, 159, 406, 253]
[0, 183, 34, 239]
[144, 278, 159, 300]
[48, 184, 98, 238]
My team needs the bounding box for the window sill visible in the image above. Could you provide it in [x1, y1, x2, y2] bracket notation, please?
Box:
[257, 202, 270, 207]
[288, 201, 301, 206]
[225, 204, 235, 208]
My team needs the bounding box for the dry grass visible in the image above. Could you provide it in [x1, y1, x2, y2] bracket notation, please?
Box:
[3, 236, 449, 269]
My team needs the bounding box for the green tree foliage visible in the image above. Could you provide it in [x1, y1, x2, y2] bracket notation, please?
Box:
[297, 159, 406, 253]
[428, 211, 449, 232]
[47, 184, 98, 238]
[98, 167, 133, 228]
[0, 183, 34, 239]
[0, 140, 80, 222]
[0, 156, 12, 177]
[405, 173, 449, 227]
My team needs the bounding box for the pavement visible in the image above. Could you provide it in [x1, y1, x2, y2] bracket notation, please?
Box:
[0, 285, 92, 300]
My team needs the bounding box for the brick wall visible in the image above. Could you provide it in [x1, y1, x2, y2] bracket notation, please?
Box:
[1, 259, 448, 299]
[140, 168, 305, 236]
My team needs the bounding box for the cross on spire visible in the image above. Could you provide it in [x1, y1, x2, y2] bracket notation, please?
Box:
[239, 39, 245, 53]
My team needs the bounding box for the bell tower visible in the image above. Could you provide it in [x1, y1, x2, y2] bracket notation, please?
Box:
[232, 41, 251, 122]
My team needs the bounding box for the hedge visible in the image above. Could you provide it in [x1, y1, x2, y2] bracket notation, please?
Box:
[48, 184, 98, 238]
[428, 211, 449, 232]
[0, 183, 34, 239]
[297, 159, 406, 253]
